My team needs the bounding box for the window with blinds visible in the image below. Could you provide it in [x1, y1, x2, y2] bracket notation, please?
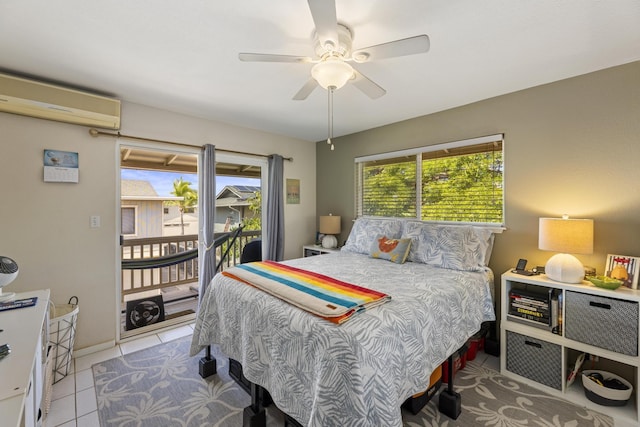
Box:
[355, 134, 504, 225]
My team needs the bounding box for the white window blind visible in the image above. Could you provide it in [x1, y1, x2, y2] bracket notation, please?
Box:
[355, 134, 504, 225]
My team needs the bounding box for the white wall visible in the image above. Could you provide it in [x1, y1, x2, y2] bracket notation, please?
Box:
[0, 101, 316, 350]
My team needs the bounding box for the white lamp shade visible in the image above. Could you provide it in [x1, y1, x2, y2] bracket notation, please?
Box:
[538, 217, 593, 254]
[311, 59, 354, 90]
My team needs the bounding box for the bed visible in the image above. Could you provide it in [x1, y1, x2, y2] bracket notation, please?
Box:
[190, 218, 496, 426]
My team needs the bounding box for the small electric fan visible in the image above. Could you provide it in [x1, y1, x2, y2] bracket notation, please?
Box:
[0, 256, 18, 302]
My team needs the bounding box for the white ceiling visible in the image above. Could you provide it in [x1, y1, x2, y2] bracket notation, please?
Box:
[1, 1, 639, 142]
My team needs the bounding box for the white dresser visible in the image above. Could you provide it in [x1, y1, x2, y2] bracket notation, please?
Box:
[0, 289, 50, 427]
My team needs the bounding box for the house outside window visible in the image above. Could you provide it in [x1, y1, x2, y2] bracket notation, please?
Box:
[355, 134, 504, 226]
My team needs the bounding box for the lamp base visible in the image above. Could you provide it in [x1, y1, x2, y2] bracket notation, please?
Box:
[0, 290, 15, 302]
[545, 253, 585, 284]
[321, 235, 338, 249]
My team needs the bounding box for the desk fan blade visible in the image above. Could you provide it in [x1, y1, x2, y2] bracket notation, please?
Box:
[293, 78, 319, 100]
[352, 35, 430, 63]
[308, 0, 338, 50]
[351, 69, 386, 99]
[239, 53, 313, 63]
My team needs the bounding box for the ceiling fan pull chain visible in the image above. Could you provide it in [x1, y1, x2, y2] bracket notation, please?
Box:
[328, 87, 335, 150]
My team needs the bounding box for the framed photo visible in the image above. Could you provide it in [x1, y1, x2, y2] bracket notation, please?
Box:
[605, 254, 640, 289]
[286, 178, 300, 204]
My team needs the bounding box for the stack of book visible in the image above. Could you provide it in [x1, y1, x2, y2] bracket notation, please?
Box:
[509, 286, 562, 334]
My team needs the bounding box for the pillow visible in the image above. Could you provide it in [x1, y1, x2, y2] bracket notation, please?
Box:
[341, 218, 404, 255]
[370, 235, 412, 264]
[403, 222, 494, 271]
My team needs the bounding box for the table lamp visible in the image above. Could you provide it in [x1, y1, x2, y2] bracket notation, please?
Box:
[538, 216, 593, 284]
[319, 214, 341, 249]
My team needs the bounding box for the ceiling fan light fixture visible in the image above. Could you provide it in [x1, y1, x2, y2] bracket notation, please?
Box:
[311, 58, 354, 90]
[352, 51, 370, 63]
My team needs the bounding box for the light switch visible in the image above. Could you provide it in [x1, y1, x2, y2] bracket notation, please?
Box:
[90, 215, 101, 228]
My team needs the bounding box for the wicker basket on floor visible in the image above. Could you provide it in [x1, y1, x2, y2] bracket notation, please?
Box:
[49, 296, 79, 384]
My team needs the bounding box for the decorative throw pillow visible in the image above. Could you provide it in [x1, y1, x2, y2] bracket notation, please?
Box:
[403, 222, 494, 271]
[342, 218, 404, 255]
[370, 235, 412, 264]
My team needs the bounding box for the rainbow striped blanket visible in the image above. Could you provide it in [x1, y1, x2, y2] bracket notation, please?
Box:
[222, 260, 391, 324]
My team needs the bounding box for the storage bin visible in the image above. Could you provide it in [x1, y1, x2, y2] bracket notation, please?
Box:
[467, 334, 486, 361]
[402, 365, 442, 415]
[506, 331, 562, 390]
[442, 344, 468, 383]
[49, 296, 79, 383]
[565, 291, 638, 356]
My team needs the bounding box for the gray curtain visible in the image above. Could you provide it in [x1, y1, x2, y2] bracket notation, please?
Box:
[198, 144, 216, 304]
[266, 154, 284, 261]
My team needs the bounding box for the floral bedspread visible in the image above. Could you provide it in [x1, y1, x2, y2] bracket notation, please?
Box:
[190, 252, 495, 427]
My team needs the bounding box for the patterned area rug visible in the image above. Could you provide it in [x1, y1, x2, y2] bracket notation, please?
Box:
[93, 336, 614, 427]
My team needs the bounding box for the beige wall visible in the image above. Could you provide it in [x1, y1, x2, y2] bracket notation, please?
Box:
[0, 101, 316, 350]
[317, 61, 640, 315]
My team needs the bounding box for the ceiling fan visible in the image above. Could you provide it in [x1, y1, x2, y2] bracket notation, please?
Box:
[239, 0, 430, 100]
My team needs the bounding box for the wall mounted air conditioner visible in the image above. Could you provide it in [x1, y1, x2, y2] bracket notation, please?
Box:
[0, 72, 121, 129]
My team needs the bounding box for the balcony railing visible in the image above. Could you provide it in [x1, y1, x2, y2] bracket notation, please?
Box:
[121, 229, 261, 301]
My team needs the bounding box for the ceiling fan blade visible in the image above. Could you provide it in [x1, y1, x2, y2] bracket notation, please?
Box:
[239, 53, 313, 63]
[292, 78, 319, 100]
[351, 69, 386, 99]
[307, 0, 339, 50]
[352, 35, 430, 63]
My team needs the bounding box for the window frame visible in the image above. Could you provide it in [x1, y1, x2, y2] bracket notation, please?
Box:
[355, 134, 504, 227]
[121, 205, 138, 236]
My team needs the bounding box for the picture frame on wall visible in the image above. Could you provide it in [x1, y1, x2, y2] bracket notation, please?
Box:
[605, 254, 640, 289]
[286, 178, 300, 204]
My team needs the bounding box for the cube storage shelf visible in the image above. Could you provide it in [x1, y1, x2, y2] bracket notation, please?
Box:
[501, 271, 640, 426]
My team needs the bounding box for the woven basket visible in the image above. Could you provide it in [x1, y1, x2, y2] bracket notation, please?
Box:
[49, 296, 79, 384]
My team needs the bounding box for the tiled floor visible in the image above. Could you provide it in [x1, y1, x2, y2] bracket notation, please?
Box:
[45, 324, 196, 427]
[45, 325, 499, 427]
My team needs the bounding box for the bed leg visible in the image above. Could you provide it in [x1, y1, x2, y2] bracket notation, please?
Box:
[438, 352, 461, 419]
[243, 382, 266, 427]
[199, 345, 217, 378]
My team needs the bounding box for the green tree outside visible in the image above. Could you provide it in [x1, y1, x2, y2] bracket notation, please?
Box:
[361, 152, 502, 223]
[422, 152, 502, 223]
[166, 177, 198, 235]
[241, 190, 262, 231]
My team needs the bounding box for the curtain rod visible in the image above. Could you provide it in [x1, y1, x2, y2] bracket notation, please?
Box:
[88, 128, 293, 161]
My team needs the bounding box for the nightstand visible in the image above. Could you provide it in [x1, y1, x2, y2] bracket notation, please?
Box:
[500, 271, 640, 425]
[302, 245, 340, 257]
